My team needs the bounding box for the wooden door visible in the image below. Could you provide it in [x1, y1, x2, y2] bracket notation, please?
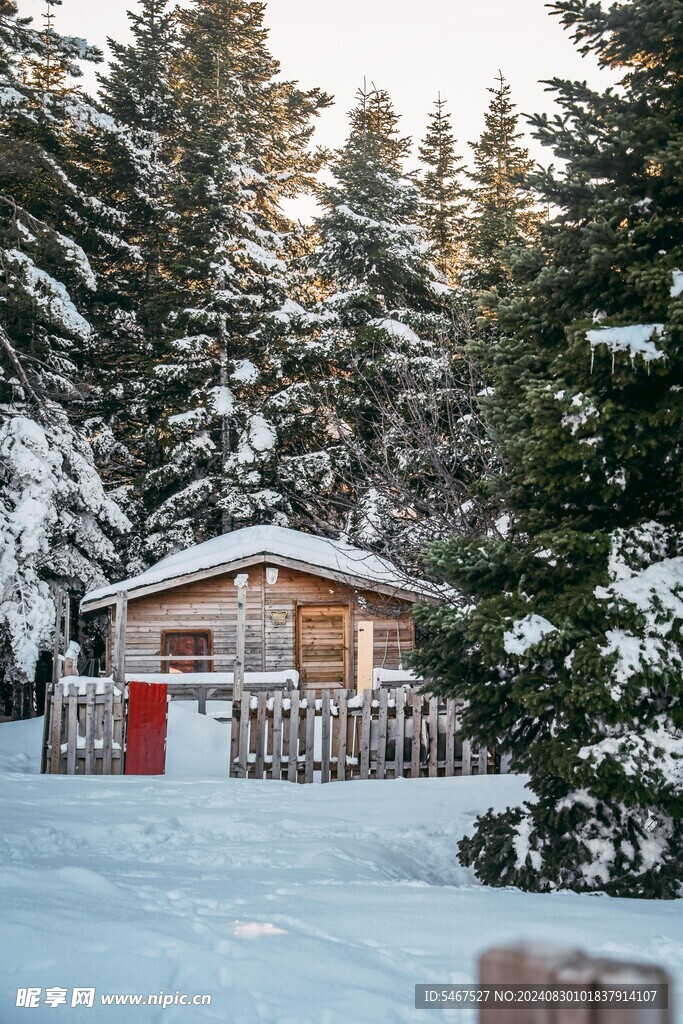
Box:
[296, 605, 349, 690]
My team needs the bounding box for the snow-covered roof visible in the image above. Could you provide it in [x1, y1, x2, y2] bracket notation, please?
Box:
[81, 525, 438, 611]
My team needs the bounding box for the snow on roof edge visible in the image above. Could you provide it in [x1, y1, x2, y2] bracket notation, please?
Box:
[82, 525, 444, 609]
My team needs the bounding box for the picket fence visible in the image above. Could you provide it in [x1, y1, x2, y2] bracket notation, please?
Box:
[41, 680, 125, 775]
[229, 687, 493, 782]
[41, 682, 498, 781]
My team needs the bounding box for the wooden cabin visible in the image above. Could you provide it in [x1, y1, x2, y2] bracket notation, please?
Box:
[81, 526, 437, 692]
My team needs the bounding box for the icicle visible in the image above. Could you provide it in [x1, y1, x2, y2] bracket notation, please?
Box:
[590, 348, 595, 375]
[611, 351, 616, 375]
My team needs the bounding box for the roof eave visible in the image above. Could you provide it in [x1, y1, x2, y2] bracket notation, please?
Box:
[80, 552, 436, 613]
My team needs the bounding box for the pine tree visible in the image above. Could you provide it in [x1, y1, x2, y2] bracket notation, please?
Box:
[0, 0, 129, 716]
[92, 0, 179, 567]
[466, 72, 540, 295]
[412, 0, 683, 898]
[143, 0, 329, 559]
[296, 84, 467, 557]
[417, 95, 467, 285]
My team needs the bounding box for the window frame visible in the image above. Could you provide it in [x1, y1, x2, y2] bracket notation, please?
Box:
[160, 629, 213, 674]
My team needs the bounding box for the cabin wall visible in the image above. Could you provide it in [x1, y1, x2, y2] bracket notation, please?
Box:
[117, 564, 415, 685]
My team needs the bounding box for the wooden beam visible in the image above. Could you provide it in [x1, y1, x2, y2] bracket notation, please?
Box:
[233, 574, 248, 703]
[112, 591, 128, 687]
[356, 620, 374, 693]
[51, 589, 64, 687]
[41, 590, 62, 775]
[63, 594, 71, 651]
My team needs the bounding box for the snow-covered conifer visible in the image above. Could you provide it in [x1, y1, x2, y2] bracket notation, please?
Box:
[413, 1, 683, 898]
[0, 0, 128, 715]
[143, 0, 329, 559]
[301, 84, 472, 558]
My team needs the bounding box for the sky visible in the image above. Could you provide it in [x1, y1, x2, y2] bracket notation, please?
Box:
[19, 0, 614, 217]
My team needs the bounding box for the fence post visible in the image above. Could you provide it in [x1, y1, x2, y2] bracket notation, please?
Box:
[112, 591, 128, 688]
[356, 620, 374, 692]
[41, 590, 65, 773]
[233, 574, 248, 702]
[51, 589, 64, 687]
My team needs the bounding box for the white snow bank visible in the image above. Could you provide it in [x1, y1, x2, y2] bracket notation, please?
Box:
[587, 324, 666, 363]
[503, 614, 558, 655]
[0, 752, 681, 1024]
[671, 270, 683, 298]
[165, 702, 229, 777]
[0, 718, 42, 774]
[82, 525, 438, 608]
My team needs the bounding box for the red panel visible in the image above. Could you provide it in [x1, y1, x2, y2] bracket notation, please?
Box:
[125, 682, 168, 775]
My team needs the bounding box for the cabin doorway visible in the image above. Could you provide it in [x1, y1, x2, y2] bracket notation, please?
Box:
[296, 605, 349, 690]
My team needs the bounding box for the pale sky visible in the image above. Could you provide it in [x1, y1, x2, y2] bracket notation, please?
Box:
[20, 0, 613, 216]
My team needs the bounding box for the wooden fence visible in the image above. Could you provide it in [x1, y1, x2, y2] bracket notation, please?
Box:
[41, 680, 125, 775]
[229, 687, 493, 782]
[41, 682, 498, 781]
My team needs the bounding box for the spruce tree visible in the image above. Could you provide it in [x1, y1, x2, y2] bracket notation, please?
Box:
[466, 72, 540, 294]
[0, 0, 129, 716]
[299, 84, 466, 557]
[413, 0, 683, 898]
[92, 0, 179, 566]
[142, 0, 329, 558]
[417, 95, 467, 285]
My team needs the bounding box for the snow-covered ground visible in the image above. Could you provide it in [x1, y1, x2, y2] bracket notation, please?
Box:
[1, 713, 682, 1023]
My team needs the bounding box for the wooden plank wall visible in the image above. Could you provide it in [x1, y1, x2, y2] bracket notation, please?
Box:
[120, 565, 416, 685]
[43, 681, 125, 775]
[230, 687, 495, 782]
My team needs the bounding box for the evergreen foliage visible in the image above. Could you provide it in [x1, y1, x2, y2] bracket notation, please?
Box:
[302, 83, 465, 554]
[466, 72, 540, 295]
[412, 0, 683, 898]
[93, 0, 180, 568]
[0, 0, 129, 715]
[142, 0, 330, 559]
[417, 95, 467, 285]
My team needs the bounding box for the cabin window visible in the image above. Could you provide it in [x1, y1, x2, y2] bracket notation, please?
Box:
[161, 630, 212, 674]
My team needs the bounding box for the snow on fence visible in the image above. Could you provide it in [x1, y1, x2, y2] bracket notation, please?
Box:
[41, 679, 125, 775]
[229, 688, 494, 782]
[41, 681, 498, 781]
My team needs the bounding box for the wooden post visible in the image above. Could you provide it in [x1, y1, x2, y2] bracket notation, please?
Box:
[41, 590, 64, 772]
[230, 574, 249, 773]
[356, 620, 374, 693]
[112, 591, 128, 688]
[233, 574, 248, 703]
[49, 587, 65, 774]
[63, 595, 71, 652]
[51, 589, 64, 686]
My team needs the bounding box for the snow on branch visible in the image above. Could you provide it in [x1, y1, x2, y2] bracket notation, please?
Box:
[587, 324, 666, 364]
